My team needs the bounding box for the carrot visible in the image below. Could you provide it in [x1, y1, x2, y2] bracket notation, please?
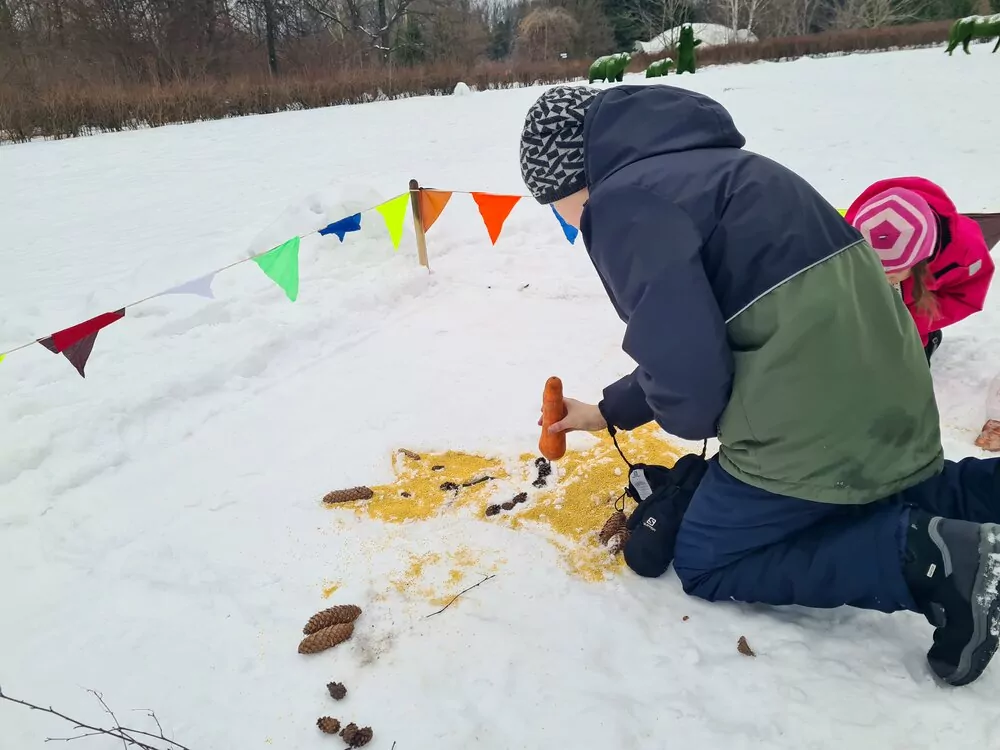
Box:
[539, 376, 568, 461]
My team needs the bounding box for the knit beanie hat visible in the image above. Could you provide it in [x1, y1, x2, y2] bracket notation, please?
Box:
[850, 187, 938, 273]
[520, 85, 600, 205]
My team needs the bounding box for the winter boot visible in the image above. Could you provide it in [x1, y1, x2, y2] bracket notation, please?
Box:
[924, 330, 943, 363]
[903, 509, 1000, 686]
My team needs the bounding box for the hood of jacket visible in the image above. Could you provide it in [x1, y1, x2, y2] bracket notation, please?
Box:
[582, 84, 747, 188]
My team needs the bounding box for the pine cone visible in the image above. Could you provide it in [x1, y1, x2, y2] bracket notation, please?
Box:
[323, 487, 374, 504]
[340, 723, 373, 747]
[399, 449, 421, 460]
[532, 457, 553, 487]
[327, 682, 347, 700]
[304, 605, 363, 634]
[299, 623, 355, 654]
[485, 504, 501, 517]
[501, 501, 515, 510]
[512, 492, 528, 505]
[608, 530, 629, 555]
[737, 636, 756, 657]
[599, 510, 628, 545]
[975, 420, 1000, 451]
[317, 717, 341, 734]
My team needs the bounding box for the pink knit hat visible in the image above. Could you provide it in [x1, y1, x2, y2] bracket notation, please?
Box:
[851, 187, 937, 273]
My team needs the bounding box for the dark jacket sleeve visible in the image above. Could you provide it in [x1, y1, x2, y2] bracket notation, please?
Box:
[586, 188, 734, 440]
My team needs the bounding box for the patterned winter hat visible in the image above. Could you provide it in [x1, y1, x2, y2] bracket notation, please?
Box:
[850, 187, 938, 273]
[520, 85, 600, 205]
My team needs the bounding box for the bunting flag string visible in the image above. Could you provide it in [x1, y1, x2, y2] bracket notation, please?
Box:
[376, 194, 410, 250]
[551, 205, 578, 245]
[472, 192, 521, 245]
[253, 236, 301, 302]
[1, 182, 995, 382]
[319, 213, 362, 242]
[155, 271, 219, 300]
[419, 190, 452, 234]
[37, 309, 126, 378]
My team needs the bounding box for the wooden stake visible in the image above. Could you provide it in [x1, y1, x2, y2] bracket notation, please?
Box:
[408, 178, 430, 269]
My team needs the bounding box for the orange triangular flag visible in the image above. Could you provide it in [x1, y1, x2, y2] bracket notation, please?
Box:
[419, 190, 452, 233]
[471, 193, 521, 245]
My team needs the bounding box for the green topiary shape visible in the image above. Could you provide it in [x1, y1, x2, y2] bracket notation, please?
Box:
[645, 58, 674, 78]
[676, 24, 702, 75]
[945, 14, 1000, 55]
[588, 52, 632, 83]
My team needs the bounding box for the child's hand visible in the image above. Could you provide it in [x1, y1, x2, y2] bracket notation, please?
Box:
[538, 397, 607, 434]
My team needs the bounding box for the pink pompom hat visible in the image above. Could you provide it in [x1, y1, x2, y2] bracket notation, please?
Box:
[850, 186, 938, 273]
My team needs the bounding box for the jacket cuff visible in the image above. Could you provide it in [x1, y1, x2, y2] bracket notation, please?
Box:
[601, 373, 655, 431]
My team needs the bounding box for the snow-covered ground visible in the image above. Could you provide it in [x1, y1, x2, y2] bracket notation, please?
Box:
[634, 22, 758, 55]
[2, 47, 999, 750]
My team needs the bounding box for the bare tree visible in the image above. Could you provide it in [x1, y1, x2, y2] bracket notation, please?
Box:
[262, 0, 279, 71]
[715, 0, 770, 38]
[306, 0, 426, 59]
[515, 6, 578, 60]
[757, 0, 824, 37]
[830, 0, 918, 29]
[625, 0, 689, 49]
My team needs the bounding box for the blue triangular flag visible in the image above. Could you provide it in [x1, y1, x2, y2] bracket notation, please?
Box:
[318, 213, 362, 242]
[551, 205, 578, 245]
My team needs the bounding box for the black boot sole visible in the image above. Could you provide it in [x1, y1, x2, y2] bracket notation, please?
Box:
[933, 522, 1000, 687]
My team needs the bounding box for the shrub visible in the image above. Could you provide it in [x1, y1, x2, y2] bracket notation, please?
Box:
[0, 21, 955, 143]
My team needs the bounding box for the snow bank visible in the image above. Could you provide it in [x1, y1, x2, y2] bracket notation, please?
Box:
[635, 22, 758, 55]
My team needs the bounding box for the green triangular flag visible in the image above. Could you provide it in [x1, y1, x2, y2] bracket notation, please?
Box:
[253, 236, 300, 302]
[376, 194, 409, 250]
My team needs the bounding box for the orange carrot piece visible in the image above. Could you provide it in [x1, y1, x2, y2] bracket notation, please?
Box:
[539, 376, 568, 461]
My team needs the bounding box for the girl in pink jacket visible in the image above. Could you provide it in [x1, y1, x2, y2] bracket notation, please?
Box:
[845, 177, 995, 362]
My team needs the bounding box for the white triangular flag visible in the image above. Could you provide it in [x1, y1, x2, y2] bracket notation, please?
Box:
[157, 272, 218, 300]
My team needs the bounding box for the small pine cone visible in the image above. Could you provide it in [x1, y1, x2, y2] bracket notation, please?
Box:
[399, 448, 421, 460]
[737, 636, 756, 657]
[608, 530, 629, 555]
[512, 492, 528, 505]
[327, 682, 347, 700]
[299, 622, 355, 654]
[975, 420, 1000, 451]
[341, 723, 373, 747]
[323, 487, 374, 504]
[317, 717, 341, 734]
[485, 504, 501, 517]
[304, 605, 363, 634]
[598, 510, 628, 546]
[501, 501, 516, 510]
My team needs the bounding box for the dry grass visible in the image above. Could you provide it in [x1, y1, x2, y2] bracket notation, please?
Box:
[1, 22, 954, 144]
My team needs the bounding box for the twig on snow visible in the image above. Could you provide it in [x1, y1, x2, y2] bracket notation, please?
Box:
[0, 684, 193, 750]
[425, 574, 496, 618]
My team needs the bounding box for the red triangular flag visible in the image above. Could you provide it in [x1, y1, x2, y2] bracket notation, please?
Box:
[419, 190, 452, 233]
[38, 309, 125, 378]
[968, 213, 1000, 251]
[471, 193, 521, 245]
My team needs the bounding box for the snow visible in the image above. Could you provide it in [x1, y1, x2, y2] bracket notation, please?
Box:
[453, 82, 471, 96]
[2, 46, 1000, 749]
[634, 22, 758, 55]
